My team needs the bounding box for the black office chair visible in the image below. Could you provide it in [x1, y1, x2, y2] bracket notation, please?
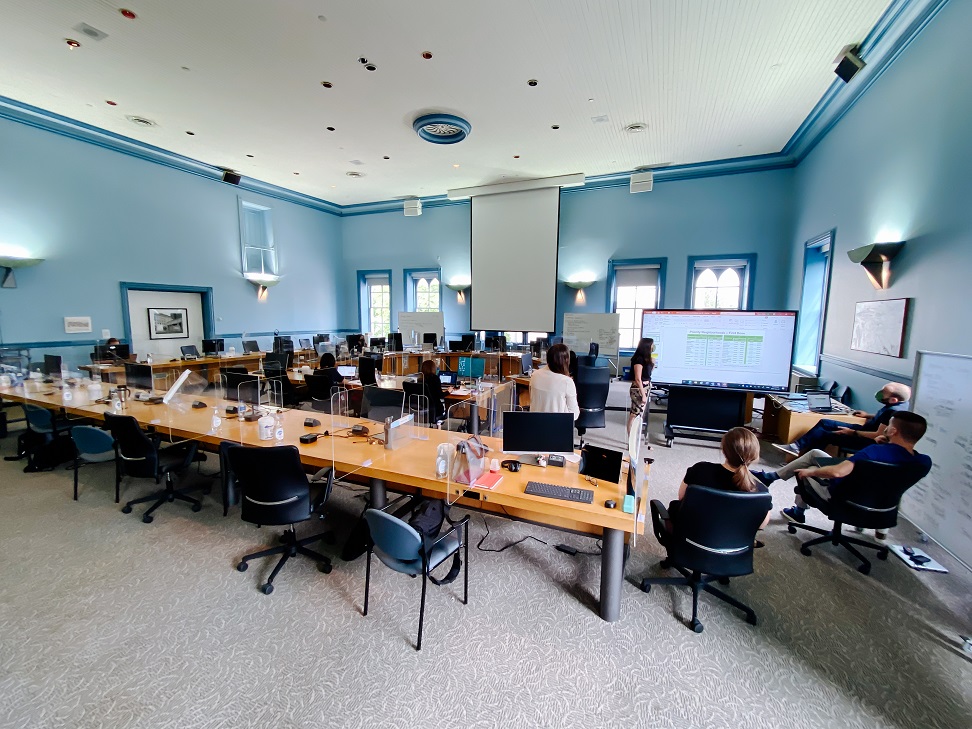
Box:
[228, 445, 333, 594]
[360, 386, 405, 423]
[789, 460, 929, 575]
[265, 372, 302, 408]
[358, 356, 378, 386]
[103, 412, 202, 523]
[305, 373, 336, 412]
[833, 384, 852, 405]
[403, 380, 443, 426]
[576, 354, 597, 368]
[575, 365, 610, 447]
[223, 370, 263, 404]
[640, 485, 772, 632]
[816, 379, 837, 395]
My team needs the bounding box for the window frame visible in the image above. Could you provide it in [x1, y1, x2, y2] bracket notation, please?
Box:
[403, 267, 442, 313]
[685, 253, 757, 310]
[238, 198, 276, 278]
[357, 269, 393, 337]
[792, 231, 834, 376]
[607, 258, 667, 353]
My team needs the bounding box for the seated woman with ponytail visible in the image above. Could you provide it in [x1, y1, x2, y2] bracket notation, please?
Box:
[663, 427, 772, 533]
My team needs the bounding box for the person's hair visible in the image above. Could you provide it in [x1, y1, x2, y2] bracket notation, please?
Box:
[319, 352, 336, 369]
[634, 338, 654, 376]
[546, 343, 571, 376]
[106, 338, 120, 346]
[721, 427, 760, 493]
[420, 359, 437, 378]
[886, 382, 912, 402]
[890, 411, 927, 443]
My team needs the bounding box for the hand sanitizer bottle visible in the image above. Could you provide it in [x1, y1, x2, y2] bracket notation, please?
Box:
[146, 353, 153, 365]
[274, 413, 284, 441]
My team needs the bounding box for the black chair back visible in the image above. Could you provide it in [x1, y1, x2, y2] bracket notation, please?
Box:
[824, 459, 930, 530]
[668, 485, 772, 577]
[576, 354, 597, 368]
[227, 445, 313, 526]
[358, 356, 378, 386]
[360, 386, 404, 422]
[224, 370, 263, 404]
[575, 365, 610, 430]
[305, 373, 334, 400]
[103, 412, 158, 477]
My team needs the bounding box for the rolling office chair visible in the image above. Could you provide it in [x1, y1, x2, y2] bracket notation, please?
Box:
[576, 354, 597, 368]
[403, 380, 444, 426]
[4, 403, 71, 472]
[834, 384, 852, 405]
[228, 446, 334, 594]
[304, 373, 336, 412]
[816, 379, 837, 395]
[575, 365, 610, 447]
[640, 485, 771, 632]
[788, 460, 929, 575]
[69, 425, 115, 501]
[363, 499, 469, 650]
[358, 356, 378, 387]
[103, 412, 202, 523]
[360, 386, 405, 423]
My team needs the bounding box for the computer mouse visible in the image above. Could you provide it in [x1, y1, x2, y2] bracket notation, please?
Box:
[605, 499, 617, 509]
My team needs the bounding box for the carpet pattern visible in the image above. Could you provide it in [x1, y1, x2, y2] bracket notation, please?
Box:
[0, 389, 970, 729]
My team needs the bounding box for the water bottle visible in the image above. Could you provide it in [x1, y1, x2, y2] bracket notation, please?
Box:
[146, 353, 153, 365]
[274, 413, 284, 441]
[211, 406, 222, 432]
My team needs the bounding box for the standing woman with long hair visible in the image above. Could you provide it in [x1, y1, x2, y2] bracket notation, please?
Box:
[627, 337, 655, 436]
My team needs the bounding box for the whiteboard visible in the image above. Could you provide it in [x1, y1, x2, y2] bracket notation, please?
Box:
[397, 311, 444, 343]
[562, 313, 620, 357]
[903, 351, 972, 572]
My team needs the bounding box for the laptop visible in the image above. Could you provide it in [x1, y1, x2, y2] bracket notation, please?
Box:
[806, 391, 834, 413]
[337, 365, 357, 378]
[439, 371, 458, 387]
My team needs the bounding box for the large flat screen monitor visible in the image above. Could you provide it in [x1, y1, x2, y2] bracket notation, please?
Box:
[43, 354, 62, 376]
[202, 338, 224, 356]
[641, 309, 797, 392]
[458, 357, 485, 379]
[502, 411, 575, 456]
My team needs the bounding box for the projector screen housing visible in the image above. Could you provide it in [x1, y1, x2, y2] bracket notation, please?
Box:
[471, 188, 560, 332]
[641, 309, 797, 392]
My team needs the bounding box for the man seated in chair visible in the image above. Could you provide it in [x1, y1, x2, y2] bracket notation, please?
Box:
[774, 382, 911, 457]
[756, 411, 931, 533]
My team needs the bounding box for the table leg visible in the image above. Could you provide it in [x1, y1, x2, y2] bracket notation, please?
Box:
[600, 527, 624, 622]
[370, 478, 386, 509]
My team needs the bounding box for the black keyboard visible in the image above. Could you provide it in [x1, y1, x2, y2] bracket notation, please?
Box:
[525, 481, 594, 504]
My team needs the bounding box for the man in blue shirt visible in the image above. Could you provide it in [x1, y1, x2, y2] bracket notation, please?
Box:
[774, 381, 911, 457]
[753, 411, 932, 527]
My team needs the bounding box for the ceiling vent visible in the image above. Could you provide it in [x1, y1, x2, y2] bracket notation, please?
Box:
[413, 114, 471, 144]
[73, 23, 109, 41]
[625, 122, 648, 133]
[346, 171, 363, 178]
[404, 199, 422, 217]
[126, 116, 157, 127]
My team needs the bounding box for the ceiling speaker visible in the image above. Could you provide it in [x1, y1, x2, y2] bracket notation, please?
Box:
[404, 199, 422, 216]
[222, 171, 242, 185]
[834, 46, 865, 83]
[630, 171, 653, 194]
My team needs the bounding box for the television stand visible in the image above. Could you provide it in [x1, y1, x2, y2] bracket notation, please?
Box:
[662, 386, 748, 447]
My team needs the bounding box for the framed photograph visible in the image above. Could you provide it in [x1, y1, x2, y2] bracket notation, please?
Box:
[851, 298, 909, 358]
[148, 308, 189, 340]
[63, 316, 92, 334]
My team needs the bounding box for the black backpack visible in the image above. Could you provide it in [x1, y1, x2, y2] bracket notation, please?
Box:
[408, 497, 462, 586]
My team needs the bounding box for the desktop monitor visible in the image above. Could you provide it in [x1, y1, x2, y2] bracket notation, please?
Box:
[370, 337, 386, 350]
[43, 354, 62, 376]
[460, 334, 475, 351]
[263, 352, 289, 373]
[181, 345, 200, 359]
[243, 340, 261, 353]
[521, 352, 533, 374]
[458, 357, 485, 379]
[124, 363, 154, 390]
[94, 344, 131, 361]
[273, 336, 294, 354]
[484, 336, 496, 351]
[346, 335, 363, 354]
[202, 338, 224, 356]
[312, 334, 329, 348]
[494, 335, 506, 352]
[578, 444, 624, 484]
[298, 338, 312, 349]
[387, 332, 403, 352]
[502, 412, 575, 456]
[439, 371, 458, 387]
[358, 356, 377, 386]
[449, 340, 464, 352]
[423, 332, 438, 346]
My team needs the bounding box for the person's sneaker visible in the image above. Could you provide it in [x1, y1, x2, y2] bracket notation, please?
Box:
[781, 507, 806, 524]
[752, 470, 778, 486]
[773, 442, 801, 457]
[875, 530, 888, 541]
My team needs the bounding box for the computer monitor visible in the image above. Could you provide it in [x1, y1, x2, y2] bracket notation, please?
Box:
[423, 332, 438, 346]
[484, 336, 495, 351]
[346, 334, 363, 354]
[263, 352, 289, 373]
[298, 338, 312, 349]
[93, 343, 131, 361]
[502, 412, 575, 456]
[243, 340, 261, 353]
[180, 345, 200, 359]
[578, 444, 624, 484]
[387, 332, 403, 352]
[337, 365, 357, 378]
[521, 352, 533, 374]
[202, 338, 224, 356]
[124, 363, 154, 390]
[458, 357, 486, 379]
[449, 340, 464, 352]
[312, 334, 329, 348]
[43, 354, 62, 376]
[273, 336, 294, 354]
[439, 371, 458, 387]
[460, 334, 475, 351]
[494, 335, 507, 352]
[357, 356, 377, 386]
[370, 337, 386, 350]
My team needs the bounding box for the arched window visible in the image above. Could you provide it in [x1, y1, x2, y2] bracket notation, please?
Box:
[691, 260, 749, 310]
[716, 268, 740, 309]
[409, 271, 441, 312]
[693, 268, 720, 308]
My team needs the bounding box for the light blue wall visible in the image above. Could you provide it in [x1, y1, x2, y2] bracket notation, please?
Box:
[0, 115, 343, 361]
[339, 204, 471, 335]
[786, 0, 972, 407]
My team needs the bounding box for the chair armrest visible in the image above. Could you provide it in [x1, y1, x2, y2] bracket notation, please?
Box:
[431, 515, 470, 548]
[650, 499, 670, 545]
[378, 494, 416, 513]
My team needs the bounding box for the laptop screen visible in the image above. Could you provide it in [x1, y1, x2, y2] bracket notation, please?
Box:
[806, 392, 832, 410]
[337, 365, 357, 378]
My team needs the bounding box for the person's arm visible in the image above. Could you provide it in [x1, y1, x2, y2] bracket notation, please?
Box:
[565, 378, 580, 420]
[632, 363, 646, 398]
[851, 409, 873, 419]
[795, 459, 855, 481]
[677, 481, 689, 500]
[835, 423, 886, 439]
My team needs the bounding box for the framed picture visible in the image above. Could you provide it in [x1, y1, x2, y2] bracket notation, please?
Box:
[148, 308, 189, 340]
[851, 298, 909, 358]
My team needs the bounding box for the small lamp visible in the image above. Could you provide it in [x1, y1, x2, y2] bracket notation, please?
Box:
[0, 255, 44, 289]
[564, 276, 596, 304]
[445, 282, 470, 304]
[243, 271, 281, 299]
[847, 242, 904, 289]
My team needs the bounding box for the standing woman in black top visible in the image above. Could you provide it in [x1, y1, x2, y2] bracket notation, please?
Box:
[627, 337, 655, 437]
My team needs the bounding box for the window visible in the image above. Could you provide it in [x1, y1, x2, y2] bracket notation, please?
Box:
[689, 256, 754, 310]
[360, 272, 391, 337]
[503, 332, 524, 345]
[611, 263, 662, 350]
[793, 233, 833, 374]
[406, 271, 440, 313]
[238, 200, 276, 279]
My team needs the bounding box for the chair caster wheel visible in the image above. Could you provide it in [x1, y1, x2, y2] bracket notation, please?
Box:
[690, 619, 703, 633]
[236, 562, 248, 572]
[121, 505, 132, 514]
[877, 550, 888, 561]
[800, 546, 812, 556]
[191, 503, 202, 512]
[858, 564, 871, 575]
[261, 583, 274, 595]
[142, 514, 154, 524]
[746, 613, 758, 626]
[718, 577, 730, 585]
[318, 562, 332, 574]
[640, 580, 651, 593]
[787, 525, 796, 534]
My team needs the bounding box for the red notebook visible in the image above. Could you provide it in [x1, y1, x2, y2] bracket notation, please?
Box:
[473, 472, 504, 490]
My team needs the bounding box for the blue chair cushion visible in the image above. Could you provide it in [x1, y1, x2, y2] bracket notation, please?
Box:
[374, 535, 461, 576]
[71, 426, 115, 460]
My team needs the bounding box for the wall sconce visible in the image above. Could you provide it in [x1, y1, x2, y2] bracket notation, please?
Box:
[243, 272, 280, 299]
[847, 242, 904, 289]
[564, 276, 596, 304]
[0, 255, 44, 288]
[445, 282, 470, 304]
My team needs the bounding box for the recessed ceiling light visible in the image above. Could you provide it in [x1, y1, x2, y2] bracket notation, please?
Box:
[105, 100, 117, 106]
[625, 122, 648, 133]
[126, 115, 157, 127]
[453, 164, 460, 168]
[321, 81, 333, 88]
[330, 185, 337, 188]
[246, 154, 254, 158]
[119, 8, 137, 20]
[326, 126, 335, 132]
[294, 172, 300, 175]
[365, 64, 377, 71]
[422, 51, 433, 60]
[383, 156, 390, 160]
[358, 57, 369, 64]
[551, 124, 560, 130]
[527, 79, 538, 87]
[65, 39, 81, 49]
[346, 171, 363, 178]
[185, 131, 195, 135]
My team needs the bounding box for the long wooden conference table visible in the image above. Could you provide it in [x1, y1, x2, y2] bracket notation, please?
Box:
[1, 377, 647, 621]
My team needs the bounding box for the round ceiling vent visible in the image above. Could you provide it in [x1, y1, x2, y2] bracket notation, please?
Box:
[624, 122, 648, 134]
[346, 171, 363, 178]
[126, 115, 157, 127]
[413, 113, 471, 144]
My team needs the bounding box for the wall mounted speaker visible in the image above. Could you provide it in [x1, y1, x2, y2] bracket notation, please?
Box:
[404, 199, 422, 216]
[222, 171, 242, 185]
[630, 171, 653, 194]
[834, 46, 865, 83]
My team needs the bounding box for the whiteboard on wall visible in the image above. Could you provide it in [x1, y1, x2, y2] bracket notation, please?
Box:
[397, 311, 445, 342]
[562, 313, 620, 357]
[903, 351, 972, 572]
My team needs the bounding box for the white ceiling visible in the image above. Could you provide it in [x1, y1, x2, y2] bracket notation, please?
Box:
[0, 0, 891, 206]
